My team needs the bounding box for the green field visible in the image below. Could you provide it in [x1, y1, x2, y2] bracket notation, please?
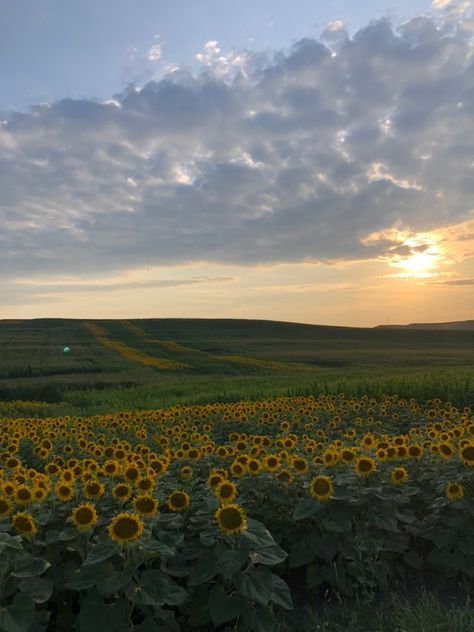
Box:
[0, 318, 473, 415]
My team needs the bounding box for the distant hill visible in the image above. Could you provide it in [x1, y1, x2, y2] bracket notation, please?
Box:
[375, 320, 474, 331]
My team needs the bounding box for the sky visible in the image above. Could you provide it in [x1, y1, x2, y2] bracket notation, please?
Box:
[0, 0, 473, 326]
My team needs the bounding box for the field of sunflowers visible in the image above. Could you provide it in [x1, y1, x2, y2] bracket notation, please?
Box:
[1, 393, 473, 631]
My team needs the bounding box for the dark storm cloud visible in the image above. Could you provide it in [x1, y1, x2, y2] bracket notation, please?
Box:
[1, 12, 473, 281]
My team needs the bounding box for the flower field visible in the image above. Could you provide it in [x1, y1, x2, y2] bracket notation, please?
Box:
[0, 394, 473, 631]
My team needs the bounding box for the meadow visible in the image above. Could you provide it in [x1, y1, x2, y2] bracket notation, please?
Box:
[0, 318, 473, 631]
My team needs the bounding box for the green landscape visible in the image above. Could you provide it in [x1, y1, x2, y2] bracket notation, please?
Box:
[1, 318, 473, 417]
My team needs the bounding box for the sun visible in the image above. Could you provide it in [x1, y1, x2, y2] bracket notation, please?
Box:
[400, 251, 436, 276]
[390, 235, 442, 278]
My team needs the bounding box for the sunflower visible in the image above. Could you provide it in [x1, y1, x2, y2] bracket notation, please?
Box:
[112, 483, 132, 502]
[33, 487, 48, 502]
[291, 456, 309, 475]
[438, 443, 454, 459]
[207, 471, 226, 489]
[108, 512, 144, 545]
[0, 498, 13, 516]
[408, 445, 423, 459]
[103, 459, 120, 476]
[264, 455, 280, 472]
[180, 465, 193, 480]
[15, 485, 34, 505]
[12, 512, 37, 536]
[309, 475, 334, 501]
[355, 456, 377, 478]
[215, 504, 247, 535]
[460, 444, 474, 466]
[390, 467, 409, 485]
[215, 480, 238, 504]
[167, 490, 190, 512]
[136, 476, 154, 493]
[55, 482, 75, 502]
[247, 459, 262, 475]
[71, 503, 98, 531]
[445, 481, 464, 500]
[83, 479, 105, 500]
[230, 462, 246, 477]
[341, 448, 356, 464]
[132, 494, 159, 516]
[276, 469, 294, 485]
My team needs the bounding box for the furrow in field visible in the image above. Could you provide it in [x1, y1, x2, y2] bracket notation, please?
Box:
[84, 322, 190, 369]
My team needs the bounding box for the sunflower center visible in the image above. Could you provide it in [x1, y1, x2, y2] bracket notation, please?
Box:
[113, 517, 140, 539]
[171, 492, 186, 507]
[14, 516, 33, 532]
[136, 497, 155, 513]
[75, 507, 94, 524]
[220, 507, 243, 529]
[462, 446, 474, 461]
[312, 479, 330, 495]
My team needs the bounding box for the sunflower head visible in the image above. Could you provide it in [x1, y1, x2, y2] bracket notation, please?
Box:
[390, 467, 408, 485]
[108, 512, 144, 545]
[309, 475, 334, 501]
[12, 512, 37, 536]
[71, 503, 98, 531]
[84, 480, 105, 499]
[355, 456, 376, 478]
[0, 498, 13, 516]
[15, 485, 33, 505]
[55, 482, 75, 502]
[215, 480, 238, 504]
[132, 495, 159, 516]
[112, 483, 132, 501]
[215, 503, 247, 535]
[445, 481, 464, 500]
[460, 444, 474, 466]
[167, 490, 190, 512]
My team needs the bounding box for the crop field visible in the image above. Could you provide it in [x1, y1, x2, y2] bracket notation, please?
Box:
[0, 394, 473, 630]
[1, 318, 473, 415]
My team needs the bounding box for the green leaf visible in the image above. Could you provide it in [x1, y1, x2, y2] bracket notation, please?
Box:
[243, 604, 276, 632]
[235, 567, 274, 606]
[12, 556, 51, 578]
[59, 526, 77, 541]
[0, 593, 35, 632]
[83, 542, 119, 566]
[253, 544, 287, 566]
[293, 497, 320, 520]
[141, 539, 174, 558]
[97, 570, 132, 597]
[0, 533, 23, 552]
[271, 575, 293, 610]
[242, 519, 278, 547]
[138, 570, 188, 606]
[189, 554, 219, 585]
[217, 548, 249, 578]
[78, 589, 129, 632]
[18, 577, 53, 604]
[209, 585, 245, 626]
[65, 562, 114, 590]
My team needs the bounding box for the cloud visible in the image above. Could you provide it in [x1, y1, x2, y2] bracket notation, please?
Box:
[427, 278, 474, 285]
[147, 44, 162, 61]
[1, 12, 473, 284]
[12, 276, 235, 293]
